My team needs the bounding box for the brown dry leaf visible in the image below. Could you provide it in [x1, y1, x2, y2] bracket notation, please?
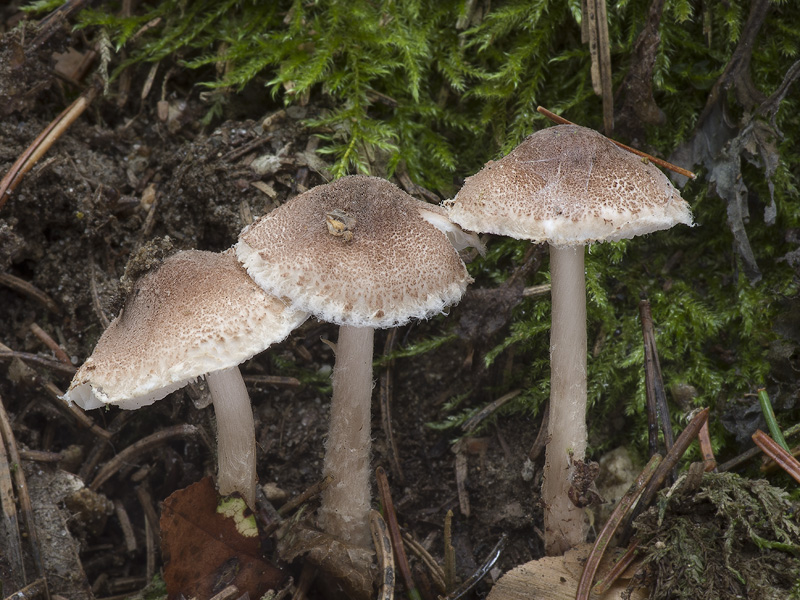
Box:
[160, 477, 286, 599]
[488, 543, 648, 600]
[277, 520, 377, 600]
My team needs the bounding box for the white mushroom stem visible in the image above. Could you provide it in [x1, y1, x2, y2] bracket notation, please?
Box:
[319, 324, 375, 548]
[206, 366, 257, 509]
[541, 244, 588, 555]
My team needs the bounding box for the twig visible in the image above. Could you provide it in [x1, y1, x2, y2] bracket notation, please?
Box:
[443, 510, 456, 592]
[370, 510, 396, 600]
[536, 106, 697, 179]
[88, 253, 111, 329]
[521, 283, 551, 298]
[0, 349, 75, 376]
[752, 430, 800, 484]
[90, 424, 209, 491]
[0, 273, 62, 315]
[461, 389, 521, 434]
[379, 328, 405, 484]
[718, 422, 800, 471]
[221, 133, 275, 162]
[591, 540, 640, 596]
[208, 585, 239, 600]
[376, 466, 420, 600]
[291, 563, 317, 600]
[242, 374, 302, 388]
[114, 500, 137, 552]
[43, 381, 112, 440]
[697, 419, 717, 471]
[584, 0, 613, 134]
[619, 407, 710, 544]
[136, 486, 159, 579]
[576, 456, 661, 600]
[276, 475, 332, 517]
[0, 394, 49, 596]
[0, 85, 99, 211]
[2, 578, 48, 600]
[401, 532, 446, 593]
[0, 409, 25, 587]
[29, 323, 72, 366]
[454, 448, 469, 517]
[438, 535, 507, 600]
[640, 299, 675, 465]
[528, 401, 550, 462]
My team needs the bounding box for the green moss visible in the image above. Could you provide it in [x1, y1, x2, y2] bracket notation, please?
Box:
[633, 472, 800, 600]
[44, 0, 800, 457]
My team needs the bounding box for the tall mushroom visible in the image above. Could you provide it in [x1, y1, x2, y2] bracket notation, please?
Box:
[63, 249, 307, 507]
[236, 175, 478, 547]
[446, 124, 692, 555]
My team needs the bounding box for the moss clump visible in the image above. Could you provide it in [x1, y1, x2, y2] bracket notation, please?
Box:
[632, 471, 800, 600]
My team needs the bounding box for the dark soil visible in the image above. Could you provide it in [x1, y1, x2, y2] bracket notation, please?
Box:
[3, 10, 799, 600]
[0, 16, 541, 600]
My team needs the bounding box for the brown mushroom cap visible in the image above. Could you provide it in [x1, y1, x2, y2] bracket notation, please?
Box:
[447, 124, 693, 246]
[236, 175, 472, 328]
[64, 249, 307, 410]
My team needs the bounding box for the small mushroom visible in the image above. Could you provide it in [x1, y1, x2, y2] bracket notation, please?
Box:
[63, 249, 307, 508]
[237, 175, 478, 547]
[446, 124, 692, 555]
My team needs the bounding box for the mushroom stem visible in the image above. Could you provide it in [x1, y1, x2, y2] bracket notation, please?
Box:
[319, 324, 374, 548]
[206, 366, 257, 509]
[542, 244, 588, 555]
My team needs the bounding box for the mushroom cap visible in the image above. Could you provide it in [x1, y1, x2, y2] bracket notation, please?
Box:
[446, 124, 693, 246]
[236, 175, 472, 328]
[63, 249, 308, 410]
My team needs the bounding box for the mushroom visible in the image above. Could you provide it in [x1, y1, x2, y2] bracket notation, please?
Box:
[63, 249, 307, 508]
[236, 175, 478, 547]
[445, 124, 692, 555]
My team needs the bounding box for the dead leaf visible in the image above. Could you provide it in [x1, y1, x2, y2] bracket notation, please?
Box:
[487, 543, 648, 600]
[160, 477, 286, 599]
[277, 520, 377, 600]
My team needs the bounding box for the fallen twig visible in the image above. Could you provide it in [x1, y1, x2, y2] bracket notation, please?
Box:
[401, 531, 446, 593]
[379, 328, 405, 484]
[640, 299, 675, 463]
[243, 374, 302, 388]
[0, 394, 49, 596]
[438, 535, 506, 600]
[276, 475, 333, 518]
[376, 466, 420, 600]
[718, 421, 800, 472]
[0, 273, 62, 315]
[370, 509, 396, 600]
[0, 85, 99, 212]
[576, 456, 661, 600]
[0, 349, 75, 376]
[0, 409, 25, 587]
[90, 424, 209, 491]
[2, 578, 48, 600]
[461, 389, 521, 434]
[619, 408, 710, 544]
[29, 323, 72, 366]
[697, 419, 717, 471]
[536, 106, 696, 179]
[752, 430, 800, 484]
[591, 541, 640, 596]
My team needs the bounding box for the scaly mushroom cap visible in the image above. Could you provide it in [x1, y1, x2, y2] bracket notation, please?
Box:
[64, 249, 307, 410]
[446, 124, 693, 246]
[236, 175, 472, 328]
